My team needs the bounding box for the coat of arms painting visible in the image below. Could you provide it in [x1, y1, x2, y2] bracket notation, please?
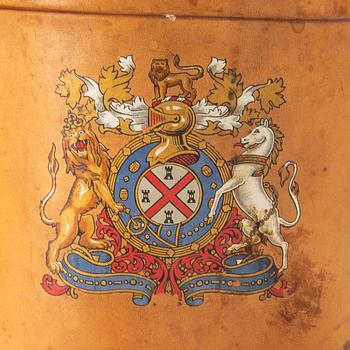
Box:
[40, 54, 300, 306]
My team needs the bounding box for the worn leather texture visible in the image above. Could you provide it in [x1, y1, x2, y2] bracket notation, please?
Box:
[0, 1, 349, 349]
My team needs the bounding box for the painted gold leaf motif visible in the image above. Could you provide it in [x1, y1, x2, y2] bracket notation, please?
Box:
[55, 69, 84, 109]
[258, 78, 286, 113]
[208, 69, 243, 111]
[99, 65, 134, 109]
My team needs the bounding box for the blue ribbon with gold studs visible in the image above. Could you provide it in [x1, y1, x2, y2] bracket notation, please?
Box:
[59, 248, 157, 306]
[179, 254, 278, 306]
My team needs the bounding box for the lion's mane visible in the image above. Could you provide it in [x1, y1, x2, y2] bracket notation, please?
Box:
[148, 60, 170, 85]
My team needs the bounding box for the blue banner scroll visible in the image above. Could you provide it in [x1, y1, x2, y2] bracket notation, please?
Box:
[179, 254, 278, 306]
[59, 247, 157, 306]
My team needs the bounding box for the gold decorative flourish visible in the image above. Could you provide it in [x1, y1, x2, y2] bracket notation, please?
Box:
[240, 108, 261, 126]
[257, 78, 286, 113]
[55, 69, 84, 109]
[77, 99, 97, 122]
[118, 119, 141, 136]
[97, 120, 141, 136]
[99, 65, 134, 110]
[208, 69, 243, 112]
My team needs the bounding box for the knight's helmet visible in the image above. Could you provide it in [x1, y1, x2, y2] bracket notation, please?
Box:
[147, 99, 199, 166]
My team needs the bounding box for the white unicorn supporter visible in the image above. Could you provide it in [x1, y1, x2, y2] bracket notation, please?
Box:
[208, 118, 301, 273]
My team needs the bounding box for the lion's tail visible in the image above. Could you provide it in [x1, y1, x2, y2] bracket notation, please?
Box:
[173, 54, 204, 80]
[278, 161, 301, 228]
[40, 143, 59, 227]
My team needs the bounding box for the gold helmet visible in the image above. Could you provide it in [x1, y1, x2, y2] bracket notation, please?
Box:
[147, 100, 199, 166]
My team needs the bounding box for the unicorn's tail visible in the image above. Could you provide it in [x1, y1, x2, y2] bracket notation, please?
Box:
[278, 161, 301, 228]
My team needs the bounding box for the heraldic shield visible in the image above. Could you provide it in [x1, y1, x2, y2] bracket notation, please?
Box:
[40, 54, 300, 306]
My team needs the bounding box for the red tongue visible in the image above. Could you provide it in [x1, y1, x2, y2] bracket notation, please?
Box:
[75, 140, 86, 151]
[234, 142, 245, 148]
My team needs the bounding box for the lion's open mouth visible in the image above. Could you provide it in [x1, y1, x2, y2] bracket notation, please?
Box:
[73, 140, 88, 153]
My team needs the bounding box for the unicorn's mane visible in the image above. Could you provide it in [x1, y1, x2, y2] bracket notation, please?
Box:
[256, 120, 284, 177]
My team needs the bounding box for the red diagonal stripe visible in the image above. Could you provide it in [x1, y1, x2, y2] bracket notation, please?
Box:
[144, 171, 194, 218]
[167, 194, 194, 218]
[144, 171, 172, 193]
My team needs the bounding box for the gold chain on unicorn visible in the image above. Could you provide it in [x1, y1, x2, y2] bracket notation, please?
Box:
[208, 118, 301, 274]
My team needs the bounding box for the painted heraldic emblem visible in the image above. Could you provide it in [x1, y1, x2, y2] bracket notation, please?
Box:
[40, 54, 301, 305]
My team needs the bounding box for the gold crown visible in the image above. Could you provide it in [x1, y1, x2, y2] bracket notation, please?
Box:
[62, 112, 84, 133]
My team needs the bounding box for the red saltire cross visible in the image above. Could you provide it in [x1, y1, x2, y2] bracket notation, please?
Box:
[144, 170, 194, 219]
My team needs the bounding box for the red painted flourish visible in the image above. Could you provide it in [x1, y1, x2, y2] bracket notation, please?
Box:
[96, 210, 169, 293]
[169, 208, 243, 297]
[214, 207, 243, 258]
[269, 279, 295, 297]
[169, 244, 223, 297]
[41, 274, 70, 296]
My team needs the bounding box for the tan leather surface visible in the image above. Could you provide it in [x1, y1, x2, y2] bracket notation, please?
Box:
[0, 3, 349, 350]
[1, 0, 350, 19]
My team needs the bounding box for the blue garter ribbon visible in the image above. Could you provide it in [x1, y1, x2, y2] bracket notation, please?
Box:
[59, 248, 157, 306]
[179, 254, 278, 306]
